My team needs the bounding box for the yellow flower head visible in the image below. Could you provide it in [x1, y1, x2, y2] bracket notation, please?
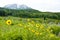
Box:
[31, 30, 35, 33]
[49, 34, 55, 38]
[24, 26, 27, 28]
[6, 20, 12, 25]
[28, 28, 31, 30]
[47, 27, 52, 32]
[40, 33, 43, 35]
[31, 21, 35, 24]
[40, 25, 44, 29]
[46, 29, 50, 32]
[35, 32, 40, 36]
[18, 24, 22, 26]
[36, 24, 40, 28]
[28, 22, 31, 25]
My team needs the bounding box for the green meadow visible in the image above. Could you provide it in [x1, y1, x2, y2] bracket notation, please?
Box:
[0, 16, 60, 40]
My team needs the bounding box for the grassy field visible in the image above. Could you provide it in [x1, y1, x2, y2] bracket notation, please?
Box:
[0, 16, 60, 40]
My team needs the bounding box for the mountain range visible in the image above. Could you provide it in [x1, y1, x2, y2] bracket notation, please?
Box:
[4, 4, 32, 10]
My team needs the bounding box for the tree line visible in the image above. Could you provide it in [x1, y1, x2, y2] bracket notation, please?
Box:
[0, 7, 60, 19]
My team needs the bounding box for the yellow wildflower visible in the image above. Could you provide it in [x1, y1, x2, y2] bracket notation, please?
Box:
[40, 33, 43, 35]
[31, 30, 35, 33]
[18, 24, 22, 26]
[40, 25, 44, 29]
[24, 26, 27, 28]
[6, 20, 12, 25]
[35, 32, 40, 36]
[31, 21, 35, 24]
[28, 22, 31, 25]
[49, 34, 55, 38]
[36, 24, 40, 28]
[28, 28, 31, 30]
[46, 29, 50, 32]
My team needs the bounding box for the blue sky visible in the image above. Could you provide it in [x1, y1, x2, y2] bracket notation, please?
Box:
[0, 0, 60, 12]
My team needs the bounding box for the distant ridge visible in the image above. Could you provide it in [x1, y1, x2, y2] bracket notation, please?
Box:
[4, 4, 32, 10]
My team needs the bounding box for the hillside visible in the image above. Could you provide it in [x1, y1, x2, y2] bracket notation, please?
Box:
[0, 7, 60, 19]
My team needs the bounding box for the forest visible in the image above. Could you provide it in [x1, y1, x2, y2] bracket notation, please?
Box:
[0, 7, 60, 19]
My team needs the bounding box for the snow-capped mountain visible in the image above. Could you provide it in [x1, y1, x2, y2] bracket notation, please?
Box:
[4, 4, 31, 9]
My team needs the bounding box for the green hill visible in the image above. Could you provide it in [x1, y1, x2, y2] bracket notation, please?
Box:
[0, 7, 60, 19]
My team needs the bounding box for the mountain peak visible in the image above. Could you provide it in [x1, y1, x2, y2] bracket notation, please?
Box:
[4, 4, 31, 9]
[4, 4, 17, 9]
